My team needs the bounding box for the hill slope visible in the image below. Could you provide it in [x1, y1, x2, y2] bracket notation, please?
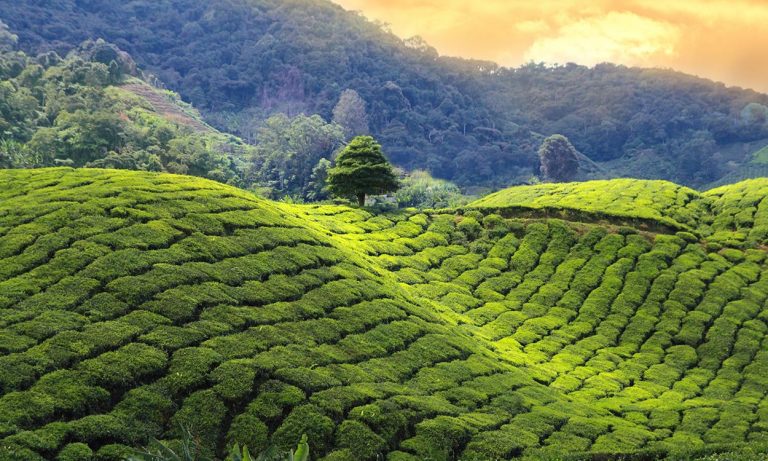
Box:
[0, 41, 250, 184]
[2, 1, 768, 188]
[1, 169, 768, 460]
[119, 82, 212, 134]
[469, 177, 768, 248]
[468, 179, 706, 232]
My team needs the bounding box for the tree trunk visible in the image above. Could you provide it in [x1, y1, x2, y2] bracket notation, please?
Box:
[356, 193, 365, 207]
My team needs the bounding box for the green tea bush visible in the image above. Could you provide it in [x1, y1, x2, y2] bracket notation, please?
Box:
[2, 170, 768, 460]
[334, 420, 387, 460]
[56, 442, 93, 461]
[171, 390, 227, 453]
[272, 405, 334, 454]
[225, 414, 269, 455]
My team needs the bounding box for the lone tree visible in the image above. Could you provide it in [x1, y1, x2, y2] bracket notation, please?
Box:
[538, 134, 580, 182]
[327, 135, 399, 206]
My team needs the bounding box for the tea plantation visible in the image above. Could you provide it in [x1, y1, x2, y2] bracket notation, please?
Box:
[2, 168, 768, 461]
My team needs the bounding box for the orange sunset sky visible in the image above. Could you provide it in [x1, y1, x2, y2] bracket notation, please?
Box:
[333, 0, 768, 93]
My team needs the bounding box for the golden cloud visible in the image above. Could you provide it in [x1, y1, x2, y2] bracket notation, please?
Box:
[515, 20, 550, 34]
[524, 12, 681, 67]
[333, 0, 768, 92]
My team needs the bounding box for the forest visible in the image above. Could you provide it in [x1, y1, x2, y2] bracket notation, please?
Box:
[1, 0, 768, 189]
[0, 32, 465, 207]
[0, 32, 246, 184]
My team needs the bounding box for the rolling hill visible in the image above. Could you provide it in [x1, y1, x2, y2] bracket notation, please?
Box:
[1, 168, 768, 460]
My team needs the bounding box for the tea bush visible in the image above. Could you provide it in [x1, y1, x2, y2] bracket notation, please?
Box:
[1, 169, 768, 460]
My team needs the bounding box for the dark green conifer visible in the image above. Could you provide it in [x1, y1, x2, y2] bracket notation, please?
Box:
[327, 135, 399, 206]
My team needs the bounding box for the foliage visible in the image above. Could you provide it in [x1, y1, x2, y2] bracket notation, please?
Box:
[538, 134, 579, 182]
[0, 44, 246, 184]
[469, 178, 707, 232]
[0, 20, 17, 52]
[0, 168, 768, 461]
[332, 89, 369, 139]
[394, 170, 468, 209]
[128, 426, 309, 461]
[327, 135, 399, 206]
[3, 1, 768, 188]
[128, 426, 211, 461]
[249, 113, 345, 200]
[704, 178, 768, 246]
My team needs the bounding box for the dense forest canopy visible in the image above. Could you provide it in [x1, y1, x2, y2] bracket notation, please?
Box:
[2, 0, 768, 189]
[0, 40, 459, 207]
[0, 37, 247, 183]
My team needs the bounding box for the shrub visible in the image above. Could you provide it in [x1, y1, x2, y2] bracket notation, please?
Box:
[112, 386, 174, 443]
[272, 405, 334, 454]
[225, 414, 269, 455]
[334, 420, 387, 460]
[57, 442, 93, 461]
[68, 415, 126, 445]
[78, 343, 167, 390]
[93, 444, 134, 461]
[163, 347, 223, 397]
[462, 427, 538, 460]
[211, 360, 257, 401]
[170, 390, 228, 454]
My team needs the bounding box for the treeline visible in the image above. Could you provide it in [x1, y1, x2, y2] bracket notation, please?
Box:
[3, 0, 768, 188]
[483, 63, 768, 184]
[0, 32, 245, 184]
[0, 0, 533, 188]
[0, 33, 463, 208]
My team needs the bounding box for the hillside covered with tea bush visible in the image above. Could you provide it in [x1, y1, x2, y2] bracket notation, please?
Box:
[1, 168, 768, 460]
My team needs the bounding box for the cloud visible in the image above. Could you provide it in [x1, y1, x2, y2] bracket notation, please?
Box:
[332, 0, 768, 92]
[523, 12, 681, 66]
[515, 20, 550, 34]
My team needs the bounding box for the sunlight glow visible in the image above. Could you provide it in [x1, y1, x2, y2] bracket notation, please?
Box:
[333, 0, 768, 92]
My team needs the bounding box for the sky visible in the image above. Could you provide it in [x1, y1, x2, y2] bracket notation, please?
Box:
[333, 0, 768, 93]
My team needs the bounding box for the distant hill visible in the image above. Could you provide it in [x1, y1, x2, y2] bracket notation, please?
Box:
[1, 168, 768, 460]
[0, 39, 250, 184]
[2, 0, 768, 189]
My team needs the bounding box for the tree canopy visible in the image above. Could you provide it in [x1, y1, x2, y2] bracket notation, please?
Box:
[4, 0, 768, 189]
[327, 135, 399, 206]
[332, 89, 369, 139]
[538, 134, 580, 183]
[249, 113, 345, 200]
[0, 42, 248, 183]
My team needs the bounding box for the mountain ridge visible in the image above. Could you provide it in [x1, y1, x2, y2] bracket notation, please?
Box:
[2, 0, 768, 189]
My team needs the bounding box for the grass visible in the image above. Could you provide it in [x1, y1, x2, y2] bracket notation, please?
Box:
[0, 168, 768, 461]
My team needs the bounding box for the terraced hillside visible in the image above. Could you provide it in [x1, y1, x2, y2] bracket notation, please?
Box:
[1, 169, 768, 461]
[468, 180, 706, 232]
[119, 82, 213, 134]
[470, 178, 768, 247]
